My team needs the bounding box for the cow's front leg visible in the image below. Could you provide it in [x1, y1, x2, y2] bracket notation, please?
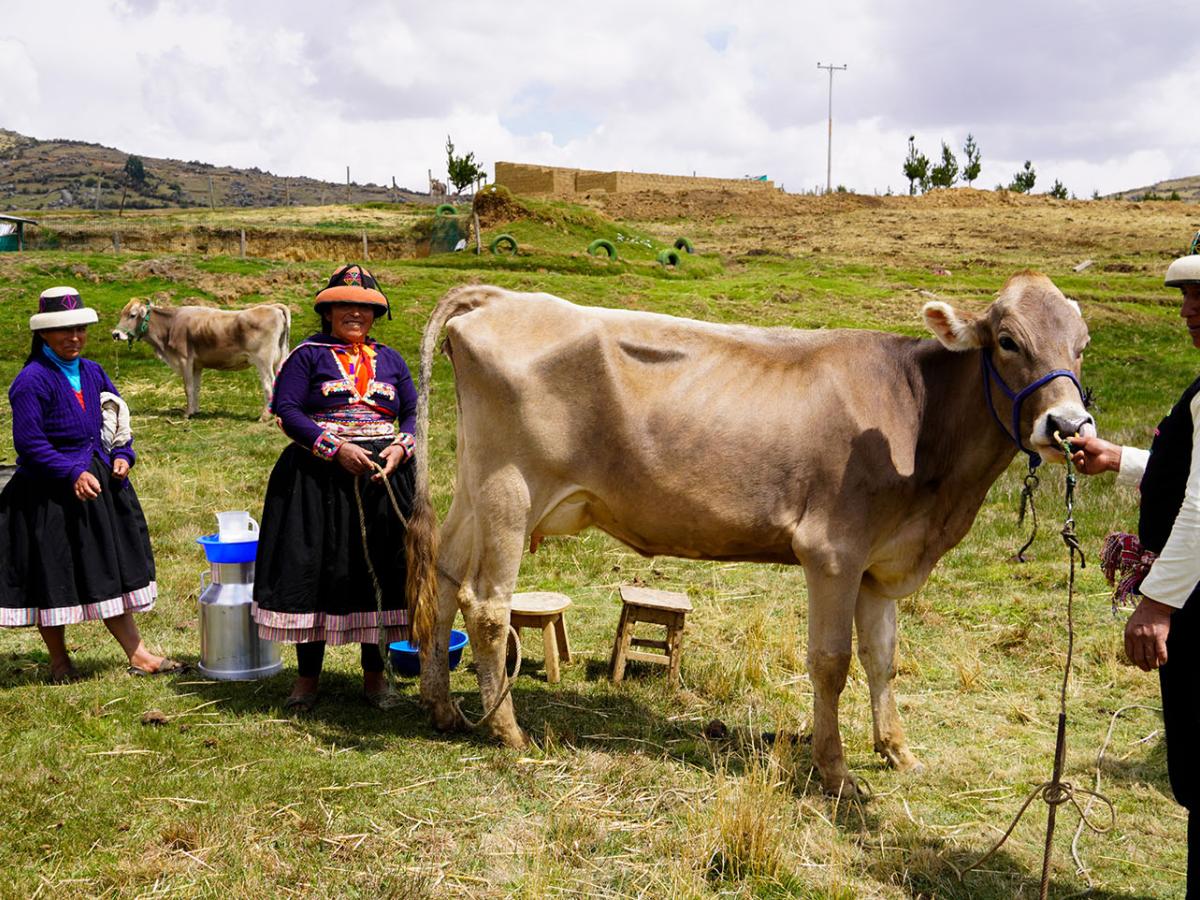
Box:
[183, 360, 202, 417]
[803, 563, 861, 796]
[855, 582, 921, 773]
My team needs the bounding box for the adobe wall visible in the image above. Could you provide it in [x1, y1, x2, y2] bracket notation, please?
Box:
[495, 161, 775, 196]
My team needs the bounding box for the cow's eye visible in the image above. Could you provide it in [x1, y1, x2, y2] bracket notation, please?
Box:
[998, 335, 1020, 353]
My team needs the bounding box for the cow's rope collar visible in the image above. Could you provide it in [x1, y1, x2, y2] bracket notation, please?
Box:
[132, 302, 152, 342]
[954, 435, 1114, 899]
[980, 349, 1084, 470]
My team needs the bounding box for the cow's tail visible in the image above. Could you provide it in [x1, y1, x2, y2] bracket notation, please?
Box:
[407, 285, 494, 649]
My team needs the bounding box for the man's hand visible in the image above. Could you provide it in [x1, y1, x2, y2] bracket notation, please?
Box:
[111, 458, 130, 480]
[1124, 596, 1175, 671]
[334, 441, 375, 476]
[74, 471, 102, 501]
[1069, 435, 1123, 475]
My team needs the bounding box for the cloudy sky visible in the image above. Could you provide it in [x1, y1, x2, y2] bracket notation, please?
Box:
[1, 0, 1197, 197]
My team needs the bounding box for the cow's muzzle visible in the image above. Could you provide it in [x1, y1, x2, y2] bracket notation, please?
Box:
[1044, 411, 1095, 443]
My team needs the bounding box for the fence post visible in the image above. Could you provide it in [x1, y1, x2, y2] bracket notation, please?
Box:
[240, 229, 247, 259]
[362, 230, 369, 261]
[112, 233, 121, 253]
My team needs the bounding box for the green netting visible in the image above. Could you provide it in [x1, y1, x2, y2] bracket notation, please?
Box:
[428, 216, 462, 255]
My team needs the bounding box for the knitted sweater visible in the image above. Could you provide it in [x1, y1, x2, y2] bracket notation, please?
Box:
[9, 356, 136, 485]
[270, 333, 417, 457]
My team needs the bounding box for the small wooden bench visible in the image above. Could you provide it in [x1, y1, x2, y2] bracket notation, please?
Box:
[609, 585, 692, 683]
[508, 591, 572, 683]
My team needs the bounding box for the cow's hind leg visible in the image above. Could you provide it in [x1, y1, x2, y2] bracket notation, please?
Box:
[254, 359, 275, 421]
[855, 582, 921, 773]
[803, 561, 862, 796]
[419, 498, 472, 733]
[183, 361, 201, 417]
[457, 472, 530, 748]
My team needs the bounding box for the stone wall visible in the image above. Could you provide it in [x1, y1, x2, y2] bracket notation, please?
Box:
[495, 161, 775, 196]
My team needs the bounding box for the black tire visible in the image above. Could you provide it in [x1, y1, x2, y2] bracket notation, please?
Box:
[657, 249, 681, 267]
[587, 238, 617, 259]
[674, 237, 695, 253]
[489, 234, 518, 255]
[435, 203, 457, 217]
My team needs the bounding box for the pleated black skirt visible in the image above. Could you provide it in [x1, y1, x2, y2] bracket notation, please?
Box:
[252, 440, 414, 645]
[0, 455, 156, 627]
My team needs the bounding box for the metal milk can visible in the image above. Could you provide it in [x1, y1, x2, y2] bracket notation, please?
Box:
[197, 546, 281, 681]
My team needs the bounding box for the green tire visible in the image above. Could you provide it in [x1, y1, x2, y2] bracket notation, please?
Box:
[435, 203, 457, 217]
[657, 248, 682, 267]
[673, 237, 695, 254]
[489, 234, 518, 255]
[587, 238, 617, 259]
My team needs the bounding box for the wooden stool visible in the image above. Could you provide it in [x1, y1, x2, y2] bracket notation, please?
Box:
[609, 585, 692, 683]
[508, 592, 572, 683]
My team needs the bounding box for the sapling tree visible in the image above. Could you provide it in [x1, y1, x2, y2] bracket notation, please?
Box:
[962, 134, 981, 186]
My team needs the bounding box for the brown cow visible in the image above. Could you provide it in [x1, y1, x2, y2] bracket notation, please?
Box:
[405, 274, 1093, 795]
[112, 300, 291, 419]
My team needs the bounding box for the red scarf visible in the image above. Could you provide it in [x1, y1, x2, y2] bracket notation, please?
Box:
[331, 343, 376, 398]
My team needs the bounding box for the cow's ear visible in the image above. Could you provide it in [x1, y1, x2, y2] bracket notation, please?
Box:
[923, 301, 987, 351]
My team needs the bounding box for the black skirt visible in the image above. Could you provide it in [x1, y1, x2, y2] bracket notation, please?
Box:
[252, 440, 414, 646]
[0, 455, 156, 627]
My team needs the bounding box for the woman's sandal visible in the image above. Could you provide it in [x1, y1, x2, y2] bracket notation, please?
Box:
[363, 687, 401, 710]
[284, 692, 320, 713]
[127, 658, 188, 677]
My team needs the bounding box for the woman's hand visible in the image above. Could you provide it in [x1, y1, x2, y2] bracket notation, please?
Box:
[335, 441, 375, 477]
[74, 471, 102, 501]
[1124, 596, 1174, 670]
[1068, 435, 1122, 475]
[111, 458, 130, 480]
[374, 444, 406, 481]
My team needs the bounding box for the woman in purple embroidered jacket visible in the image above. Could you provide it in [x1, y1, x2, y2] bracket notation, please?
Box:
[252, 265, 417, 711]
[0, 287, 180, 682]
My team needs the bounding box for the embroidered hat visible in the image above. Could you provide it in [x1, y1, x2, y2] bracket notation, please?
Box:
[29, 286, 100, 331]
[314, 264, 390, 318]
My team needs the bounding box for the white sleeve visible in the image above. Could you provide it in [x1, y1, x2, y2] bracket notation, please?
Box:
[1116, 446, 1149, 486]
[1139, 393, 1200, 609]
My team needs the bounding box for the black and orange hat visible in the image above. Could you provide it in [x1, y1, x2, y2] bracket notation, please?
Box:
[314, 264, 390, 318]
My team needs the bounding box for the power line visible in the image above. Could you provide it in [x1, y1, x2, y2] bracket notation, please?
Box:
[817, 62, 848, 194]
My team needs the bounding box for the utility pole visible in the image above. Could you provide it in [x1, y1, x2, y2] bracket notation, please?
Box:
[817, 62, 847, 194]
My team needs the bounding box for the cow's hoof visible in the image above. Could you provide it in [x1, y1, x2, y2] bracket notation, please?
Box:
[877, 744, 924, 774]
[495, 724, 531, 750]
[820, 771, 861, 799]
[429, 700, 469, 733]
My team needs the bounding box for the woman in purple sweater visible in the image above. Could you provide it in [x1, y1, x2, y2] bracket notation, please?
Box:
[252, 265, 417, 711]
[0, 287, 181, 681]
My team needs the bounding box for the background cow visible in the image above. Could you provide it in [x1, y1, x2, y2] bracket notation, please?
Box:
[112, 300, 291, 419]
[405, 274, 1093, 796]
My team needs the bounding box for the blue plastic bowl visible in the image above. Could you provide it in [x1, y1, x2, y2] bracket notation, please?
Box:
[389, 629, 469, 677]
[196, 533, 258, 564]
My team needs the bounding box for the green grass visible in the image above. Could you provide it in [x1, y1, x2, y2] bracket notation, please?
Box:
[0, 200, 1192, 897]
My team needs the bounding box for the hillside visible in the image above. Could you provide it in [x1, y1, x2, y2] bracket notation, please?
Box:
[1106, 173, 1200, 202]
[0, 129, 439, 211]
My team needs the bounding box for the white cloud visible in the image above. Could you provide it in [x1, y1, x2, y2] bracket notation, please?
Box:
[1, 0, 1199, 195]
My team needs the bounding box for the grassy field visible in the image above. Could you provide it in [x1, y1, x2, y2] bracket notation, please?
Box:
[0, 192, 1195, 898]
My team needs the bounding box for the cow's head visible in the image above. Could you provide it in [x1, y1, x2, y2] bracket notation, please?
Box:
[923, 271, 1094, 462]
[111, 299, 149, 344]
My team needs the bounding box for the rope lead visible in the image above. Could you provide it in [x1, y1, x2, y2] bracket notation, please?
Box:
[957, 433, 1112, 899]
